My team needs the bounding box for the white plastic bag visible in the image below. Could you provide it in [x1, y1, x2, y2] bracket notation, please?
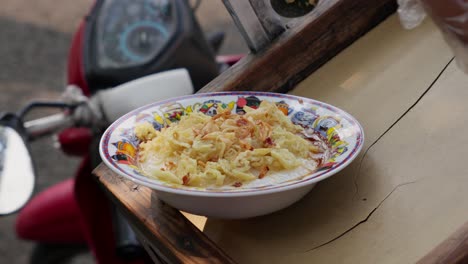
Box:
[398, 0, 468, 72]
[397, 0, 426, 29]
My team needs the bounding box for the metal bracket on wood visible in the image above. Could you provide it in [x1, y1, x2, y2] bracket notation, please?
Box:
[222, 0, 285, 53]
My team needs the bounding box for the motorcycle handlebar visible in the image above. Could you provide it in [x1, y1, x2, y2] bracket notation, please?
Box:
[20, 68, 195, 141]
[24, 113, 75, 140]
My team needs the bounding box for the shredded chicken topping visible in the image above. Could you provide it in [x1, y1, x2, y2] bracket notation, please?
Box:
[136, 101, 324, 188]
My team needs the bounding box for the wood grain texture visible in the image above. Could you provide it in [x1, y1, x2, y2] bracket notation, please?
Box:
[221, 0, 271, 52]
[417, 221, 468, 264]
[199, 0, 397, 94]
[93, 164, 236, 264]
[248, 0, 284, 40]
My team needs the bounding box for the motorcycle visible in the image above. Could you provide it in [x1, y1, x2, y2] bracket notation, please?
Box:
[0, 0, 242, 263]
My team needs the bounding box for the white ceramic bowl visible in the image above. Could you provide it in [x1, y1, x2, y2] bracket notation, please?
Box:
[100, 92, 364, 219]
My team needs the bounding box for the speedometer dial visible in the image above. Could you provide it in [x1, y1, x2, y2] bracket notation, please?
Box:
[119, 21, 168, 63]
[96, 0, 175, 69]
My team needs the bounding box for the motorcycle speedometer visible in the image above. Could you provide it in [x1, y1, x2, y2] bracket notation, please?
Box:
[83, 0, 219, 93]
[95, 0, 176, 69]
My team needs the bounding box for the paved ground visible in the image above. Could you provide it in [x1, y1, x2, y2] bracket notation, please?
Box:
[0, 1, 246, 263]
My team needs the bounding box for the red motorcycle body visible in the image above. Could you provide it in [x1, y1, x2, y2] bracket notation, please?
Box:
[16, 20, 133, 263]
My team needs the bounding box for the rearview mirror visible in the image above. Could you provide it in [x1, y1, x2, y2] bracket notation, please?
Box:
[0, 125, 35, 215]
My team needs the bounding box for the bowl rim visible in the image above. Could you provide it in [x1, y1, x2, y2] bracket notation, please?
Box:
[99, 91, 365, 197]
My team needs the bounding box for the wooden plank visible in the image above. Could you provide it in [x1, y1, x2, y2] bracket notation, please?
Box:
[417, 221, 468, 264]
[221, 0, 272, 52]
[93, 164, 236, 264]
[200, 0, 397, 94]
[247, 0, 284, 40]
[221, 0, 284, 52]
